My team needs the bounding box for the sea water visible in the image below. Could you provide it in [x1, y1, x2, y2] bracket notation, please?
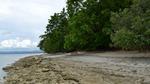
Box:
[0, 53, 42, 79]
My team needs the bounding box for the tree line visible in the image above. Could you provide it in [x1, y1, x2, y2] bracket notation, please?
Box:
[38, 0, 150, 53]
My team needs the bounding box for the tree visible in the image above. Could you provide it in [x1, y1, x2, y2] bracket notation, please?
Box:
[64, 0, 132, 51]
[39, 0, 135, 53]
[66, 0, 84, 18]
[38, 9, 68, 53]
[111, 0, 150, 50]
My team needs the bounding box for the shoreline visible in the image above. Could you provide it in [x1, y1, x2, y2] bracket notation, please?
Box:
[2, 51, 150, 84]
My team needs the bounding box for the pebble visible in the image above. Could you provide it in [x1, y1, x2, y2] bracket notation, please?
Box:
[41, 68, 50, 72]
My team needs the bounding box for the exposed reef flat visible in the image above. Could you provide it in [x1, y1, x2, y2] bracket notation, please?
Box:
[3, 51, 150, 84]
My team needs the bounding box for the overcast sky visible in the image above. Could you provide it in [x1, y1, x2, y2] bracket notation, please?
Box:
[0, 0, 66, 49]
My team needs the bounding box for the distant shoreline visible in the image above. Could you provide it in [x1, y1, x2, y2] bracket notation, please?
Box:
[0, 51, 43, 54]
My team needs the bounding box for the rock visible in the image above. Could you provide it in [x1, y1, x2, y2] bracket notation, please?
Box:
[132, 70, 137, 73]
[41, 68, 50, 72]
[3, 66, 14, 71]
[142, 78, 150, 84]
[3, 55, 150, 84]
[40, 59, 50, 65]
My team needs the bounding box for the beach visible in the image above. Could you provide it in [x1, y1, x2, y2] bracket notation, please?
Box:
[3, 51, 150, 84]
[0, 53, 43, 84]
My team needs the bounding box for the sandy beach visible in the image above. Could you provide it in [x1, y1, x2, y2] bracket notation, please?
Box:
[2, 51, 150, 84]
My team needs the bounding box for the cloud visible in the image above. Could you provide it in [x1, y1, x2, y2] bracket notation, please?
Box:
[0, 0, 66, 21]
[0, 0, 12, 16]
[0, 38, 38, 48]
[0, 0, 66, 49]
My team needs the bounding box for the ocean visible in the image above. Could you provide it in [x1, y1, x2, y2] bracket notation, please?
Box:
[0, 53, 42, 79]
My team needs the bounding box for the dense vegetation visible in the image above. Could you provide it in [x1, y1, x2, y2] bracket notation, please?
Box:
[38, 0, 150, 53]
[111, 0, 150, 50]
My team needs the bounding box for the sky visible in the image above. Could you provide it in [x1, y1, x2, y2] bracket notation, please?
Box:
[0, 0, 66, 49]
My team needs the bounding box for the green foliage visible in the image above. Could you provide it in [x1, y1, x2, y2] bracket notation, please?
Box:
[66, 0, 84, 18]
[111, 0, 150, 50]
[38, 9, 68, 53]
[39, 0, 149, 53]
[112, 29, 136, 50]
[64, 0, 132, 51]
